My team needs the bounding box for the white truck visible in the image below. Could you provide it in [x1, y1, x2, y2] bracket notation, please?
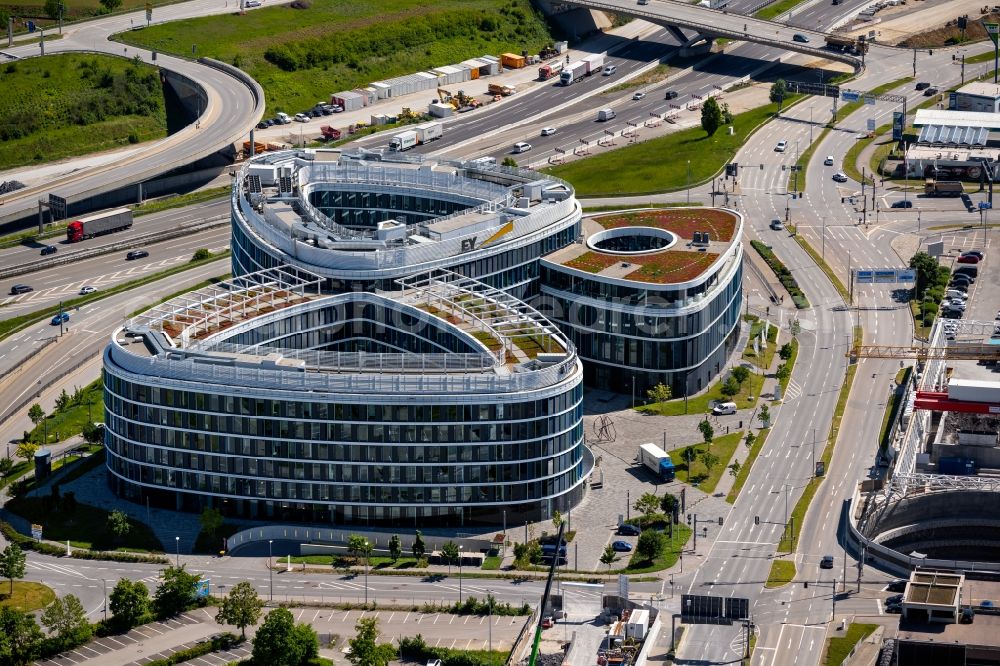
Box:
[389, 122, 443, 151]
[560, 60, 589, 86]
[597, 108, 616, 122]
[638, 443, 676, 481]
[583, 52, 606, 74]
[414, 122, 443, 143]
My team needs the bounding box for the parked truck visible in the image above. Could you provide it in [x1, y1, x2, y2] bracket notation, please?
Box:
[66, 208, 133, 243]
[924, 179, 963, 197]
[638, 443, 676, 481]
[538, 60, 564, 80]
[938, 456, 976, 475]
[320, 125, 342, 140]
[388, 122, 443, 151]
[487, 83, 516, 97]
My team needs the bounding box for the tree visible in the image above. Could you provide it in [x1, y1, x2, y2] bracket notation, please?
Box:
[55, 388, 70, 411]
[199, 507, 223, 538]
[27, 404, 44, 427]
[720, 101, 733, 125]
[775, 363, 791, 381]
[0, 606, 44, 666]
[633, 492, 660, 519]
[0, 457, 13, 478]
[107, 509, 131, 542]
[412, 531, 425, 559]
[501, 157, 518, 167]
[0, 543, 26, 594]
[759, 404, 771, 426]
[347, 616, 395, 666]
[109, 578, 150, 629]
[14, 442, 37, 463]
[909, 251, 940, 297]
[600, 545, 618, 572]
[698, 419, 714, 445]
[81, 422, 104, 445]
[731, 365, 750, 385]
[388, 535, 401, 563]
[701, 96, 723, 135]
[43, 0, 61, 19]
[440, 541, 459, 572]
[40, 594, 91, 649]
[252, 607, 319, 666]
[779, 342, 794, 361]
[99, 0, 122, 11]
[153, 565, 200, 619]
[728, 461, 741, 479]
[720, 377, 739, 398]
[770, 79, 788, 113]
[551, 510, 563, 531]
[646, 383, 672, 404]
[700, 451, 720, 478]
[216, 581, 264, 639]
[635, 529, 663, 562]
[659, 493, 678, 516]
[745, 431, 757, 450]
[347, 535, 370, 565]
[191, 248, 211, 262]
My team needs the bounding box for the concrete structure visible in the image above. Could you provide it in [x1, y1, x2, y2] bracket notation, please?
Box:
[901, 571, 963, 624]
[951, 81, 1000, 113]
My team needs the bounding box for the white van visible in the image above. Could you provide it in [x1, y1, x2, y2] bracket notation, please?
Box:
[712, 402, 737, 415]
[512, 142, 532, 154]
[597, 108, 616, 122]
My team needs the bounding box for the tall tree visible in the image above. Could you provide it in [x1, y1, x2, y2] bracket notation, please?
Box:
[698, 419, 714, 445]
[700, 451, 720, 478]
[635, 530, 663, 563]
[701, 97, 723, 135]
[647, 383, 672, 404]
[107, 510, 131, 542]
[346, 535, 370, 565]
[216, 581, 264, 639]
[551, 510, 563, 531]
[109, 578, 150, 629]
[387, 535, 401, 563]
[347, 616, 396, 666]
[440, 541, 459, 572]
[252, 608, 319, 666]
[411, 531, 426, 559]
[731, 365, 750, 385]
[659, 493, 678, 516]
[909, 251, 940, 297]
[779, 342, 794, 361]
[27, 404, 44, 427]
[98, 0, 122, 11]
[633, 492, 660, 519]
[600, 545, 618, 572]
[770, 79, 788, 113]
[153, 566, 200, 619]
[0, 606, 44, 666]
[0, 543, 26, 594]
[199, 507, 224, 538]
[40, 595, 91, 649]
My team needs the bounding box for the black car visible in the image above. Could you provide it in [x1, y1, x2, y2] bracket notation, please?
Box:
[256, 121, 268, 129]
[886, 579, 908, 594]
[9, 284, 32, 295]
[915, 81, 931, 90]
[617, 523, 642, 536]
[923, 87, 939, 96]
[890, 200, 912, 209]
[820, 555, 834, 569]
[40, 245, 57, 255]
[126, 249, 149, 260]
[665, 90, 678, 100]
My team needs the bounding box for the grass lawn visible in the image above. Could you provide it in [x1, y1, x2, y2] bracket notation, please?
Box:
[624, 524, 691, 573]
[830, 77, 913, 126]
[765, 559, 795, 587]
[0, 461, 32, 490]
[5, 496, 163, 552]
[29, 379, 103, 445]
[2, 0, 183, 22]
[790, 127, 829, 192]
[909, 299, 932, 339]
[546, 98, 798, 197]
[726, 428, 769, 504]
[0, 54, 167, 171]
[581, 202, 703, 213]
[639, 371, 764, 416]
[742, 315, 778, 370]
[118, 0, 553, 116]
[133, 186, 231, 217]
[824, 623, 878, 665]
[664, 432, 743, 494]
[755, 0, 805, 19]
[482, 555, 502, 570]
[0, 581, 56, 612]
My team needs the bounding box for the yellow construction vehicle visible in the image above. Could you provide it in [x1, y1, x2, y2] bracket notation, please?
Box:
[437, 87, 460, 110]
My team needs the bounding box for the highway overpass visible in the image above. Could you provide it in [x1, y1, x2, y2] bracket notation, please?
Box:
[564, 0, 864, 70]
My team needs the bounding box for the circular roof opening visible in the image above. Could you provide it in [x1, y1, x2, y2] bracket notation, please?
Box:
[586, 226, 677, 255]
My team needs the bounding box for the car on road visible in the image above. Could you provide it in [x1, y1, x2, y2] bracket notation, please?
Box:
[40, 245, 57, 255]
[603, 65, 617, 76]
[924, 87, 939, 96]
[665, 90, 678, 100]
[256, 121, 268, 129]
[612, 540, 633, 552]
[541, 616, 554, 629]
[632, 91, 646, 101]
[820, 555, 834, 569]
[792, 33, 810, 42]
[774, 140, 787, 152]
[617, 523, 642, 536]
[915, 82, 931, 90]
[981, 600, 996, 612]
[512, 142, 532, 154]
[540, 127, 557, 136]
[891, 200, 913, 208]
[712, 401, 737, 415]
[832, 172, 848, 182]
[770, 219, 784, 230]
[9, 284, 32, 295]
[824, 155, 834, 166]
[51, 312, 69, 326]
[79, 286, 97, 295]
[957, 254, 980, 264]
[126, 249, 149, 260]
[962, 608, 975, 623]
[293, 113, 310, 123]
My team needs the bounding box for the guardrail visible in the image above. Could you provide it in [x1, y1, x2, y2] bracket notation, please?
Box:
[0, 215, 229, 280]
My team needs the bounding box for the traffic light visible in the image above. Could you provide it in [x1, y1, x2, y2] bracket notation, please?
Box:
[754, 515, 760, 525]
[718, 517, 723, 526]
[804, 581, 809, 588]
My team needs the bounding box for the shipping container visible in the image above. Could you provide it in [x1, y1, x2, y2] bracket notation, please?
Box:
[500, 52, 526, 69]
[582, 52, 606, 74]
[938, 456, 976, 475]
[331, 90, 364, 112]
[66, 208, 133, 243]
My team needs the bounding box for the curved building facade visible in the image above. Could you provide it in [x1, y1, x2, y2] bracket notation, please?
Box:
[103, 269, 588, 526]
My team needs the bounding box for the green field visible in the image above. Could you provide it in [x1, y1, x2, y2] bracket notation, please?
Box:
[824, 623, 878, 665]
[546, 98, 797, 197]
[0, 53, 167, 170]
[6, 495, 164, 552]
[765, 559, 795, 587]
[0, 0, 179, 23]
[665, 432, 743, 494]
[117, 0, 554, 115]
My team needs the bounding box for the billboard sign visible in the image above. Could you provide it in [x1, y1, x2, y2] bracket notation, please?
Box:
[840, 90, 860, 103]
[897, 269, 916, 282]
[867, 118, 876, 131]
[856, 270, 874, 283]
[986, 22, 1000, 46]
[892, 111, 904, 141]
[874, 270, 897, 283]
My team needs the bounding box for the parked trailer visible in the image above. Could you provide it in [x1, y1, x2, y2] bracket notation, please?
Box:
[538, 60, 564, 80]
[66, 208, 133, 242]
[560, 60, 589, 86]
[638, 443, 675, 481]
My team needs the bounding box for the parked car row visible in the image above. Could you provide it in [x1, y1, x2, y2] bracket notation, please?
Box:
[255, 104, 344, 129]
[942, 251, 984, 326]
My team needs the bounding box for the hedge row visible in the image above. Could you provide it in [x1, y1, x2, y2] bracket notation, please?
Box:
[750, 240, 810, 309]
[144, 633, 241, 666]
[0, 520, 168, 564]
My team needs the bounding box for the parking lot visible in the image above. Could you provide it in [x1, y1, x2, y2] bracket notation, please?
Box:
[935, 230, 1000, 348]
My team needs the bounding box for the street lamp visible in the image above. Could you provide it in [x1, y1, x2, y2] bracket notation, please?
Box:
[268, 540, 274, 602]
[459, 545, 464, 603]
[686, 160, 691, 205]
[174, 536, 180, 567]
[102, 579, 108, 622]
[487, 587, 493, 663]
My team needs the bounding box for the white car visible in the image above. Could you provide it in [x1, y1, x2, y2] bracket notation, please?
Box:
[603, 65, 617, 76]
[775, 140, 787, 152]
[540, 127, 556, 136]
[832, 172, 848, 182]
[79, 286, 97, 295]
[293, 113, 310, 123]
[632, 91, 646, 100]
[512, 142, 532, 154]
[947, 300, 966, 311]
[824, 155, 834, 166]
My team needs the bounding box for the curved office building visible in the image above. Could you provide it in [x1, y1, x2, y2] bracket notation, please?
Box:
[103, 268, 588, 526]
[538, 208, 744, 396]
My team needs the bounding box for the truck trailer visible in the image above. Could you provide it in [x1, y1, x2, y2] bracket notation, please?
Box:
[538, 60, 564, 80]
[560, 60, 589, 85]
[582, 52, 606, 74]
[924, 179, 963, 197]
[414, 122, 443, 143]
[638, 443, 676, 481]
[66, 208, 133, 242]
[388, 122, 443, 151]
